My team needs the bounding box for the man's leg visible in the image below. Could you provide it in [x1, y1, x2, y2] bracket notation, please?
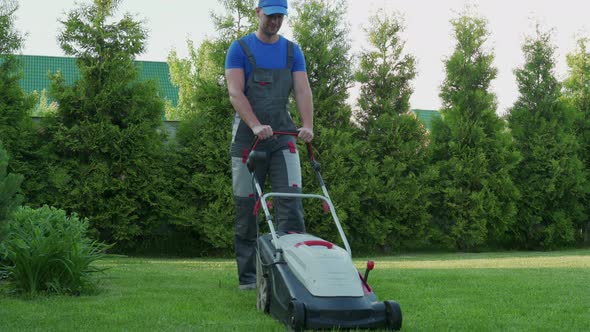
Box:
[231, 147, 265, 289]
[233, 196, 257, 289]
[269, 140, 306, 233]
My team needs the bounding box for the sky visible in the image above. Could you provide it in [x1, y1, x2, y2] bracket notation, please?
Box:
[13, 0, 590, 114]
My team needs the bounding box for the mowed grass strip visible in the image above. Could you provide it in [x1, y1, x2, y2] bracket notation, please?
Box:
[0, 256, 277, 331]
[0, 250, 588, 331]
[368, 253, 590, 269]
[365, 250, 590, 332]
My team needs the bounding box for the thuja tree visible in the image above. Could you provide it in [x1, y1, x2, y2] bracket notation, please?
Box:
[563, 37, 590, 244]
[429, 12, 519, 250]
[0, 144, 23, 244]
[0, 0, 35, 189]
[164, 0, 257, 253]
[291, 0, 353, 130]
[508, 28, 587, 249]
[354, 11, 433, 251]
[354, 12, 415, 129]
[167, 0, 257, 121]
[290, 0, 362, 248]
[40, 0, 172, 249]
[167, 40, 200, 121]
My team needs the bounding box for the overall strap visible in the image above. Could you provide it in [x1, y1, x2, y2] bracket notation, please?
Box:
[286, 41, 294, 69]
[238, 39, 257, 69]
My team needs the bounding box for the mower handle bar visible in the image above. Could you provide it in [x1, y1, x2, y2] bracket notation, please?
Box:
[258, 192, 352, 256]
[248, 131, 352, 257]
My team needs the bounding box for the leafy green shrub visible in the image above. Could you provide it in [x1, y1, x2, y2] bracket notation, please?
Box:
[0, 205, 109, 295]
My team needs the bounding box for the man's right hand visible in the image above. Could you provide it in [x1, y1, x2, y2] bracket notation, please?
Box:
[252, 125, 273, 140]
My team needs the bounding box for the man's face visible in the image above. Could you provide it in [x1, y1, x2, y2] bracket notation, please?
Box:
[257, 8, 284, 37]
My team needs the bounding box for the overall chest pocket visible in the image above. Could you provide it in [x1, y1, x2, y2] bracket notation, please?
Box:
[248, 70, 277, 103]
[253, 71, 274, 87]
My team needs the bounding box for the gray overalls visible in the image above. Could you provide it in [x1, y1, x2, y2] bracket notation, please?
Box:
[230, 39, 306, 286]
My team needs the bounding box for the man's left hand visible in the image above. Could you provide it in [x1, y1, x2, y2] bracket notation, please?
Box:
[298, 127, 314, 143]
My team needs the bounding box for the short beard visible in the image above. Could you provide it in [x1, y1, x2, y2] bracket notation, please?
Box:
[263, 29, 278, 38]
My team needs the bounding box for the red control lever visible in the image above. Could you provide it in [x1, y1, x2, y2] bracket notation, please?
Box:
[364, 260, 375, 282]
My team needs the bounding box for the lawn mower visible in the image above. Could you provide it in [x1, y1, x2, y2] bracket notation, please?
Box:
[247, 132, 402, 331]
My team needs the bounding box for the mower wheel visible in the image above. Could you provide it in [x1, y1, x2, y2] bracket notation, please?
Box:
[256, 253, 270, 313]
[287, 300, 305, 331]
[385, 300, 402, 331]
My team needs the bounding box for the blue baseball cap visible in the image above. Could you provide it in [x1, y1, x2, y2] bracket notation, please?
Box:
[258, 0, 288, 16]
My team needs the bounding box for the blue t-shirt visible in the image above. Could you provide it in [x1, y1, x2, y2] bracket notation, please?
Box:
[225, 33, 307, 81]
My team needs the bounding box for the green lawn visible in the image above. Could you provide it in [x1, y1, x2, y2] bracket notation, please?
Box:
[1, 250, 589, 331]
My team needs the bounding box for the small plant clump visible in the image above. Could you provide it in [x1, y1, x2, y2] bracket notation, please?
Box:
[0, 205, 109, 296]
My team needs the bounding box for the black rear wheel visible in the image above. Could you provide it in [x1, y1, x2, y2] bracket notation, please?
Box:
[256, 253, 270, 313]
[288, 300, 305, 331]
[385, 300, 402, 331]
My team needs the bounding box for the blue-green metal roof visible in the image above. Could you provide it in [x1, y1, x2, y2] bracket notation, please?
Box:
[15, 55, 178, 107]
[410, 109, 441, 131]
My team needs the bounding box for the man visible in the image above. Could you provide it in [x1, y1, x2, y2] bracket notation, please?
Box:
[225, 0, 314, 290]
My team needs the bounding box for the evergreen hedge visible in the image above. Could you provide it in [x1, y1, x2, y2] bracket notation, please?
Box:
[0, 144, 22, 244]
[1, 1, 589, 255]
